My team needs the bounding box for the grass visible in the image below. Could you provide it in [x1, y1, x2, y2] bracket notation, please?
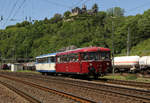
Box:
[103, 74, 150, 83]
[135, 77, 150, 83]
[0, 70, 39, 74]
[16, 70, 39, 74]
[1, 70, 150, 83]
[0, 70, 12, 72]
[103, 75, 126, 80]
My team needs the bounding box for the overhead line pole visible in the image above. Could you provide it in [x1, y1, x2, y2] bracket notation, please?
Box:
[127, 27, 130, 56]
[112, 20, 115, 76]
[111, 8, 116, 76]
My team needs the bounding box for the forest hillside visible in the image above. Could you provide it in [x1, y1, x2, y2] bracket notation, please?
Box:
[0, 4, 150, 59]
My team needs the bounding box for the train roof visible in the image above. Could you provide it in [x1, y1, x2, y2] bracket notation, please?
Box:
[57, 47, 110, 56]
[36, 53, 56, 59]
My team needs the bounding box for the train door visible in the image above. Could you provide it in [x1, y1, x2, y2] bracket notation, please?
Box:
[68, 53, 81, 73]
[49, 56, 56, 72]
[80, 52, 89, 74]
[100, 51, 111, 73]
[56, 55, 66, 73]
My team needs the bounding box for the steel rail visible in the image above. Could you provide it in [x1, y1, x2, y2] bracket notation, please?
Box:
[10, 74, 150, 102]
[0, 74, 96, 103]
[23, 75, 150, 102]
[105, 79, 150, 89]
[0, 81, 41, 103]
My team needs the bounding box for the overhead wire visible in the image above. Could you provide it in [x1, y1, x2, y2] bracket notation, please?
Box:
[4, 0, 150, 28]
[9, 0, 27, 21]
[43, 0, 70, 8]
[69, 0, 85, 9]
[2, 0, 18, 27]
[125, 1, 150, 13]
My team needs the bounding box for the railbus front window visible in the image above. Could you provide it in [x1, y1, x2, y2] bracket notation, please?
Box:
[89, 52, 99, 60]
[48, 57, 51, 63]
[36, 58, 48, 63]
[73, 53, 79, 62]
[81, 52, 100, 61]
[101, 52, 110, 60]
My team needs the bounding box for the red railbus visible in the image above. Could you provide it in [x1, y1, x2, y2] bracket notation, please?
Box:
[56, 47, 111, 78]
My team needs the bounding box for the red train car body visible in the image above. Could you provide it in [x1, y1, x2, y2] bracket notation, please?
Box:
[56, 47, 111, 78]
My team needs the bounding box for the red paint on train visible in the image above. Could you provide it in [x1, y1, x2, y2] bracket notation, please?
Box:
[56, 47, 111, 77]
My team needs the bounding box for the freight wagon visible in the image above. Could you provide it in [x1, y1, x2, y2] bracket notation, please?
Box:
[114, 56, 150, 73]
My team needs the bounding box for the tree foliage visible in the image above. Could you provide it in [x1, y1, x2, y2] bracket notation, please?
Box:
[0, 6, 150, 59]
[107, 7, 124, 17]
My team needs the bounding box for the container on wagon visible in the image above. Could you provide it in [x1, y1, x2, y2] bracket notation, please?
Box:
[114, 56, 140, 72]
[139, 56, 150, 69]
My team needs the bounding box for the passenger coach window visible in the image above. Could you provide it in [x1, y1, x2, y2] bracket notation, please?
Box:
[81, 53, 88, 61]
[37, 58, 48, 63]
[69, 53, 78, 62]
[68, 54, 74, 62]
[50, 57, 56, 63]
[74, 53, 79, 62]
[60, 55, 68, 62]
[63, 55, 68, 62]
[48, 57, 51, 63]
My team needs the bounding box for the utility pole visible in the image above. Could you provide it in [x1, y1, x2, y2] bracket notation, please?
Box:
[111, 7, 116, 76]
[26, 47, 28, 62]
[13, 46, 16, 63]
[112, 20, 115, 75]
[127, 27, 130, 56]
[0, 53, 2, 69]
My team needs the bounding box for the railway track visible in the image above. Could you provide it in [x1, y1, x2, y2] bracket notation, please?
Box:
[20, 72, 150, 90]
[1, 72, 150, 102]
[36, 77, 150, 102]
[98, 79, 150, 90]
[3, 73, 150, 103]
[4, 72, 150, 90]
[0, 74, 96, 103]
[0, 81, 41, 103]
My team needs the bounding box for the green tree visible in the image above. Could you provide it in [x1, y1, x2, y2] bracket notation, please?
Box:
[64, 11, 71, 17]
[107, 7, 124, 17]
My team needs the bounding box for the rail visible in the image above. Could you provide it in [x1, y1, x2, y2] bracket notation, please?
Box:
[0, 81, 41, 103]
[0, 74, 96, 103]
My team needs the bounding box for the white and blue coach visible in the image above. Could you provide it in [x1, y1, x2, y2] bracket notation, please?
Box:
[35, 53, 56, 75]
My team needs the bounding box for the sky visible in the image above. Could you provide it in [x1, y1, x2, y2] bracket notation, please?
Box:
[0, 0, 150, 29]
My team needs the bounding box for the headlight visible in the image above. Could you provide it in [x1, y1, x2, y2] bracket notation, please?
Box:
[106, 62, 109, 66]
[89, 63, 92, 66]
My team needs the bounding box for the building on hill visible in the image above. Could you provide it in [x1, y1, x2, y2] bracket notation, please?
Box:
[71, 7, 82, 16]
[81, 5, 87, 13]
[70, 5, 87, 16]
